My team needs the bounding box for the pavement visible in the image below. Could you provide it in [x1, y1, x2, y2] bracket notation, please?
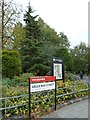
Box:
[41, 98, 89, 118]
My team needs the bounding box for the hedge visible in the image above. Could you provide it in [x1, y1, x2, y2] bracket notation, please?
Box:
[2, 50, 22, 79]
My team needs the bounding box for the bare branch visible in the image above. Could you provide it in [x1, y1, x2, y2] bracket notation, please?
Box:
[4, 12, 15, 27]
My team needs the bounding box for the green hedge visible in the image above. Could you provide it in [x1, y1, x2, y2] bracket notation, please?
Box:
[2, 50, 22, 79]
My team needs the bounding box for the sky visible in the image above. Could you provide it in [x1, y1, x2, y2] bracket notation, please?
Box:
[15, 0, 89, 48]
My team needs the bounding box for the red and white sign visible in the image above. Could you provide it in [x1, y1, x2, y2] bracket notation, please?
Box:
[30, 76, 56, 83]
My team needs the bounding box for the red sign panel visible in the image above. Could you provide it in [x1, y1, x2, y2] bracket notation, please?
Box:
[30, 76, 56, 83]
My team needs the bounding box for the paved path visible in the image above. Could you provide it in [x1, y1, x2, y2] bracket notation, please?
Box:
[42, 98, 89, 118]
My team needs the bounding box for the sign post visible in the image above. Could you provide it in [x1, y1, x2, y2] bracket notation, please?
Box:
[29, 79, 31, 119]
[51, 57, 65, 82]
[29, 76, 56, 119]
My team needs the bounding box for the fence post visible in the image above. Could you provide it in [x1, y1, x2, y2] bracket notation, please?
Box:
[72, 82, 75, 97]
[55, 78, 56, 111]
[5, 97, 6, 118]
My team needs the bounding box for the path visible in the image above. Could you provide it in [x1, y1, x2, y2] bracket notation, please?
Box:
[41, 98, 89, 118]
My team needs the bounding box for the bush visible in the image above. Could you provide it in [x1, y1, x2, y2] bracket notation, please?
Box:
[30, 64, 50, 76]
[2, 50, 22, 79]
[2, 73, 34, 87]
[2, 78, 18, 87]
[14, 73, 34, 83]
[65, 71, 73, 81]
[2, 80, 89, 118]
[65, 72, 80, 81]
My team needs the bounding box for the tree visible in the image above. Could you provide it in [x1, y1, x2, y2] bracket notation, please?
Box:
[2, 0, 22, 49]
[21, 3, 41, 72]
[21, 5, 71, 74]
[70, 42, 88, 74]
[54, 48, 74, 72]
[23, 3, 40, 39]
[36, 18, 59, 67]
[31, 18, 72, 74]
[38, 18, 71, 63]
[12, 22, 25, 50]
[58, 32, 70, 49]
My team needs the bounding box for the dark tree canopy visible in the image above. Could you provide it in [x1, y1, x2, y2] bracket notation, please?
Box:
[21, 3, 42, 73]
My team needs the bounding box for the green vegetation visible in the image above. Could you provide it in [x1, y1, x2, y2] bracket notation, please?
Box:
[70, 42, 88, 74]
[2, 73, 34, 87]
[2, 80, 89, 118]
[1, 1, 89, 118]
[2, 1, 89, 76]
[2, 50, 22, 78]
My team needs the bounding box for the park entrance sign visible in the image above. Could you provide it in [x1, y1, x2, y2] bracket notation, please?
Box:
[30, 76, 55, 92]
[51, 57, 64, 82]
[29, 76, 56, 118]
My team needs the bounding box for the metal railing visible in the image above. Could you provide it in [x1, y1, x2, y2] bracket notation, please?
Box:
[0, 81, 90, 118]
[0, 94, 28, 117]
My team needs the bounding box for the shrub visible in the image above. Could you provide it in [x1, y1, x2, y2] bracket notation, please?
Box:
[14, 72, 34, 83]
[2, 78, 19, 87]
[30, 64, 50, 76]
[65, 71, 73, 81]
[2, 50, 22, 79]
[2, 80, 89, 118]
[65, 72, 80, 81]
[2, 73, 34, 87]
